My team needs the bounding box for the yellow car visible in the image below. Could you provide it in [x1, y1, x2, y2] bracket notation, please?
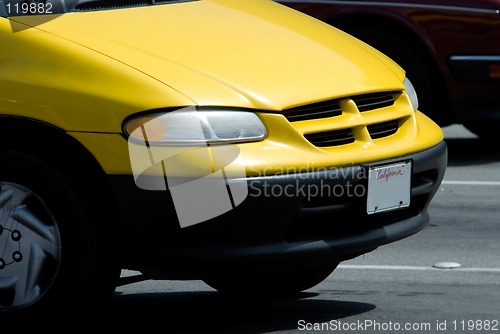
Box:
[0, 0, 446, 327]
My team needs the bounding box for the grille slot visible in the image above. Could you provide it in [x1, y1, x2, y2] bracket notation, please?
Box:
[282, 92, 395, 123]
[367, 120, 399, 139]
[283, 100, 341, 122]
[304, 129, 354, 147]
[353, 92, 395, 112]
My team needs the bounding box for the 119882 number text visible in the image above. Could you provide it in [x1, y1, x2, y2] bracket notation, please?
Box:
[6, 2, 53, 15]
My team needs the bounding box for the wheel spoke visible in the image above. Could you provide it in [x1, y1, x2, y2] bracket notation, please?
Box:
[0, 184, 28, 208]
[12, 206, 58, 243]
[13, 244, 46, 306]
[0, 188, 14, 207]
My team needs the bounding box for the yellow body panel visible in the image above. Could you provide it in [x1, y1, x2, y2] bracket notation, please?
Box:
[3, 0, 403, 111]
[1, 0, 443, 174]
[0, 19, 194, 132]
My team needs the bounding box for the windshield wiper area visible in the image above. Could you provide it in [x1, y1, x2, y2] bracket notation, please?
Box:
[74, 0, 194, 11]
[75, 0, 150, 10]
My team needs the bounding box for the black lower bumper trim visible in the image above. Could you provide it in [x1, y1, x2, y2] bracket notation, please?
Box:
[110, 141, 447, 278]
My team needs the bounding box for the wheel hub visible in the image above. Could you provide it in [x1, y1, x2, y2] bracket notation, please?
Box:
[0, 182, 61, 310]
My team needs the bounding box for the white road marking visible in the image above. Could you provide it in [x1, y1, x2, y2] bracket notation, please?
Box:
[442, 180, 500, 186]
[338, 264, 500, 273]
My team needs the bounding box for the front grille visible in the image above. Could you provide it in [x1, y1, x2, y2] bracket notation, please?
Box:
[304, 129, 354, 147]
[352, 92, 395, 112]
[367, 120, 399, 139]
[283, 100, 341, 122]
[282, 91, 410, 148]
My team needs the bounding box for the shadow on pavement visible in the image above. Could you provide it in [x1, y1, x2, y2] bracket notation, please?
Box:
[90, 290, 375, 333]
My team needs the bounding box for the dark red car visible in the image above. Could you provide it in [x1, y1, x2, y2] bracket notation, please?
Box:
[276, 0, 500, 139]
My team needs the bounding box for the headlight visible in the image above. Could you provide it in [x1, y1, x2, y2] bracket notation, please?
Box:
[125, 106, 267, 145]
[404, 77, 419, 111]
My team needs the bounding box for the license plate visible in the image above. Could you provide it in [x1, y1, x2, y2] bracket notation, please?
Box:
[367, 160, 412, 215]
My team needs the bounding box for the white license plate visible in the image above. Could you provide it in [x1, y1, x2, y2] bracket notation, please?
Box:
[367, 160, 412, 215]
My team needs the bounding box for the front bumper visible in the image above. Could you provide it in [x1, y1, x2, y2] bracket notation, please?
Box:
[110, 141, 447, 279]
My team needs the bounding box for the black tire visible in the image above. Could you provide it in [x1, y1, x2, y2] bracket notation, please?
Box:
[203, 262, 338, 298]
[0, 151, 120, 330]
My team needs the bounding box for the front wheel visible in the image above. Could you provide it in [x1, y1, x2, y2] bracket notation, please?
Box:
[203, 262, 339, 298]
[0, 151, 119, 329]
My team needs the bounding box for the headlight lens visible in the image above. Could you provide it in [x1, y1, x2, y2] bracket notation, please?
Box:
[125, 107, 267, 145]
[404, 77, 419, 111]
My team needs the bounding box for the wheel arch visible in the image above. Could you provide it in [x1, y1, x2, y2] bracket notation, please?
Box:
[0, 116, 121, 244]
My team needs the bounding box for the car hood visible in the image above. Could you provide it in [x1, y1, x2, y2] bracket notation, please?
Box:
[13, 0, 405, 110]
